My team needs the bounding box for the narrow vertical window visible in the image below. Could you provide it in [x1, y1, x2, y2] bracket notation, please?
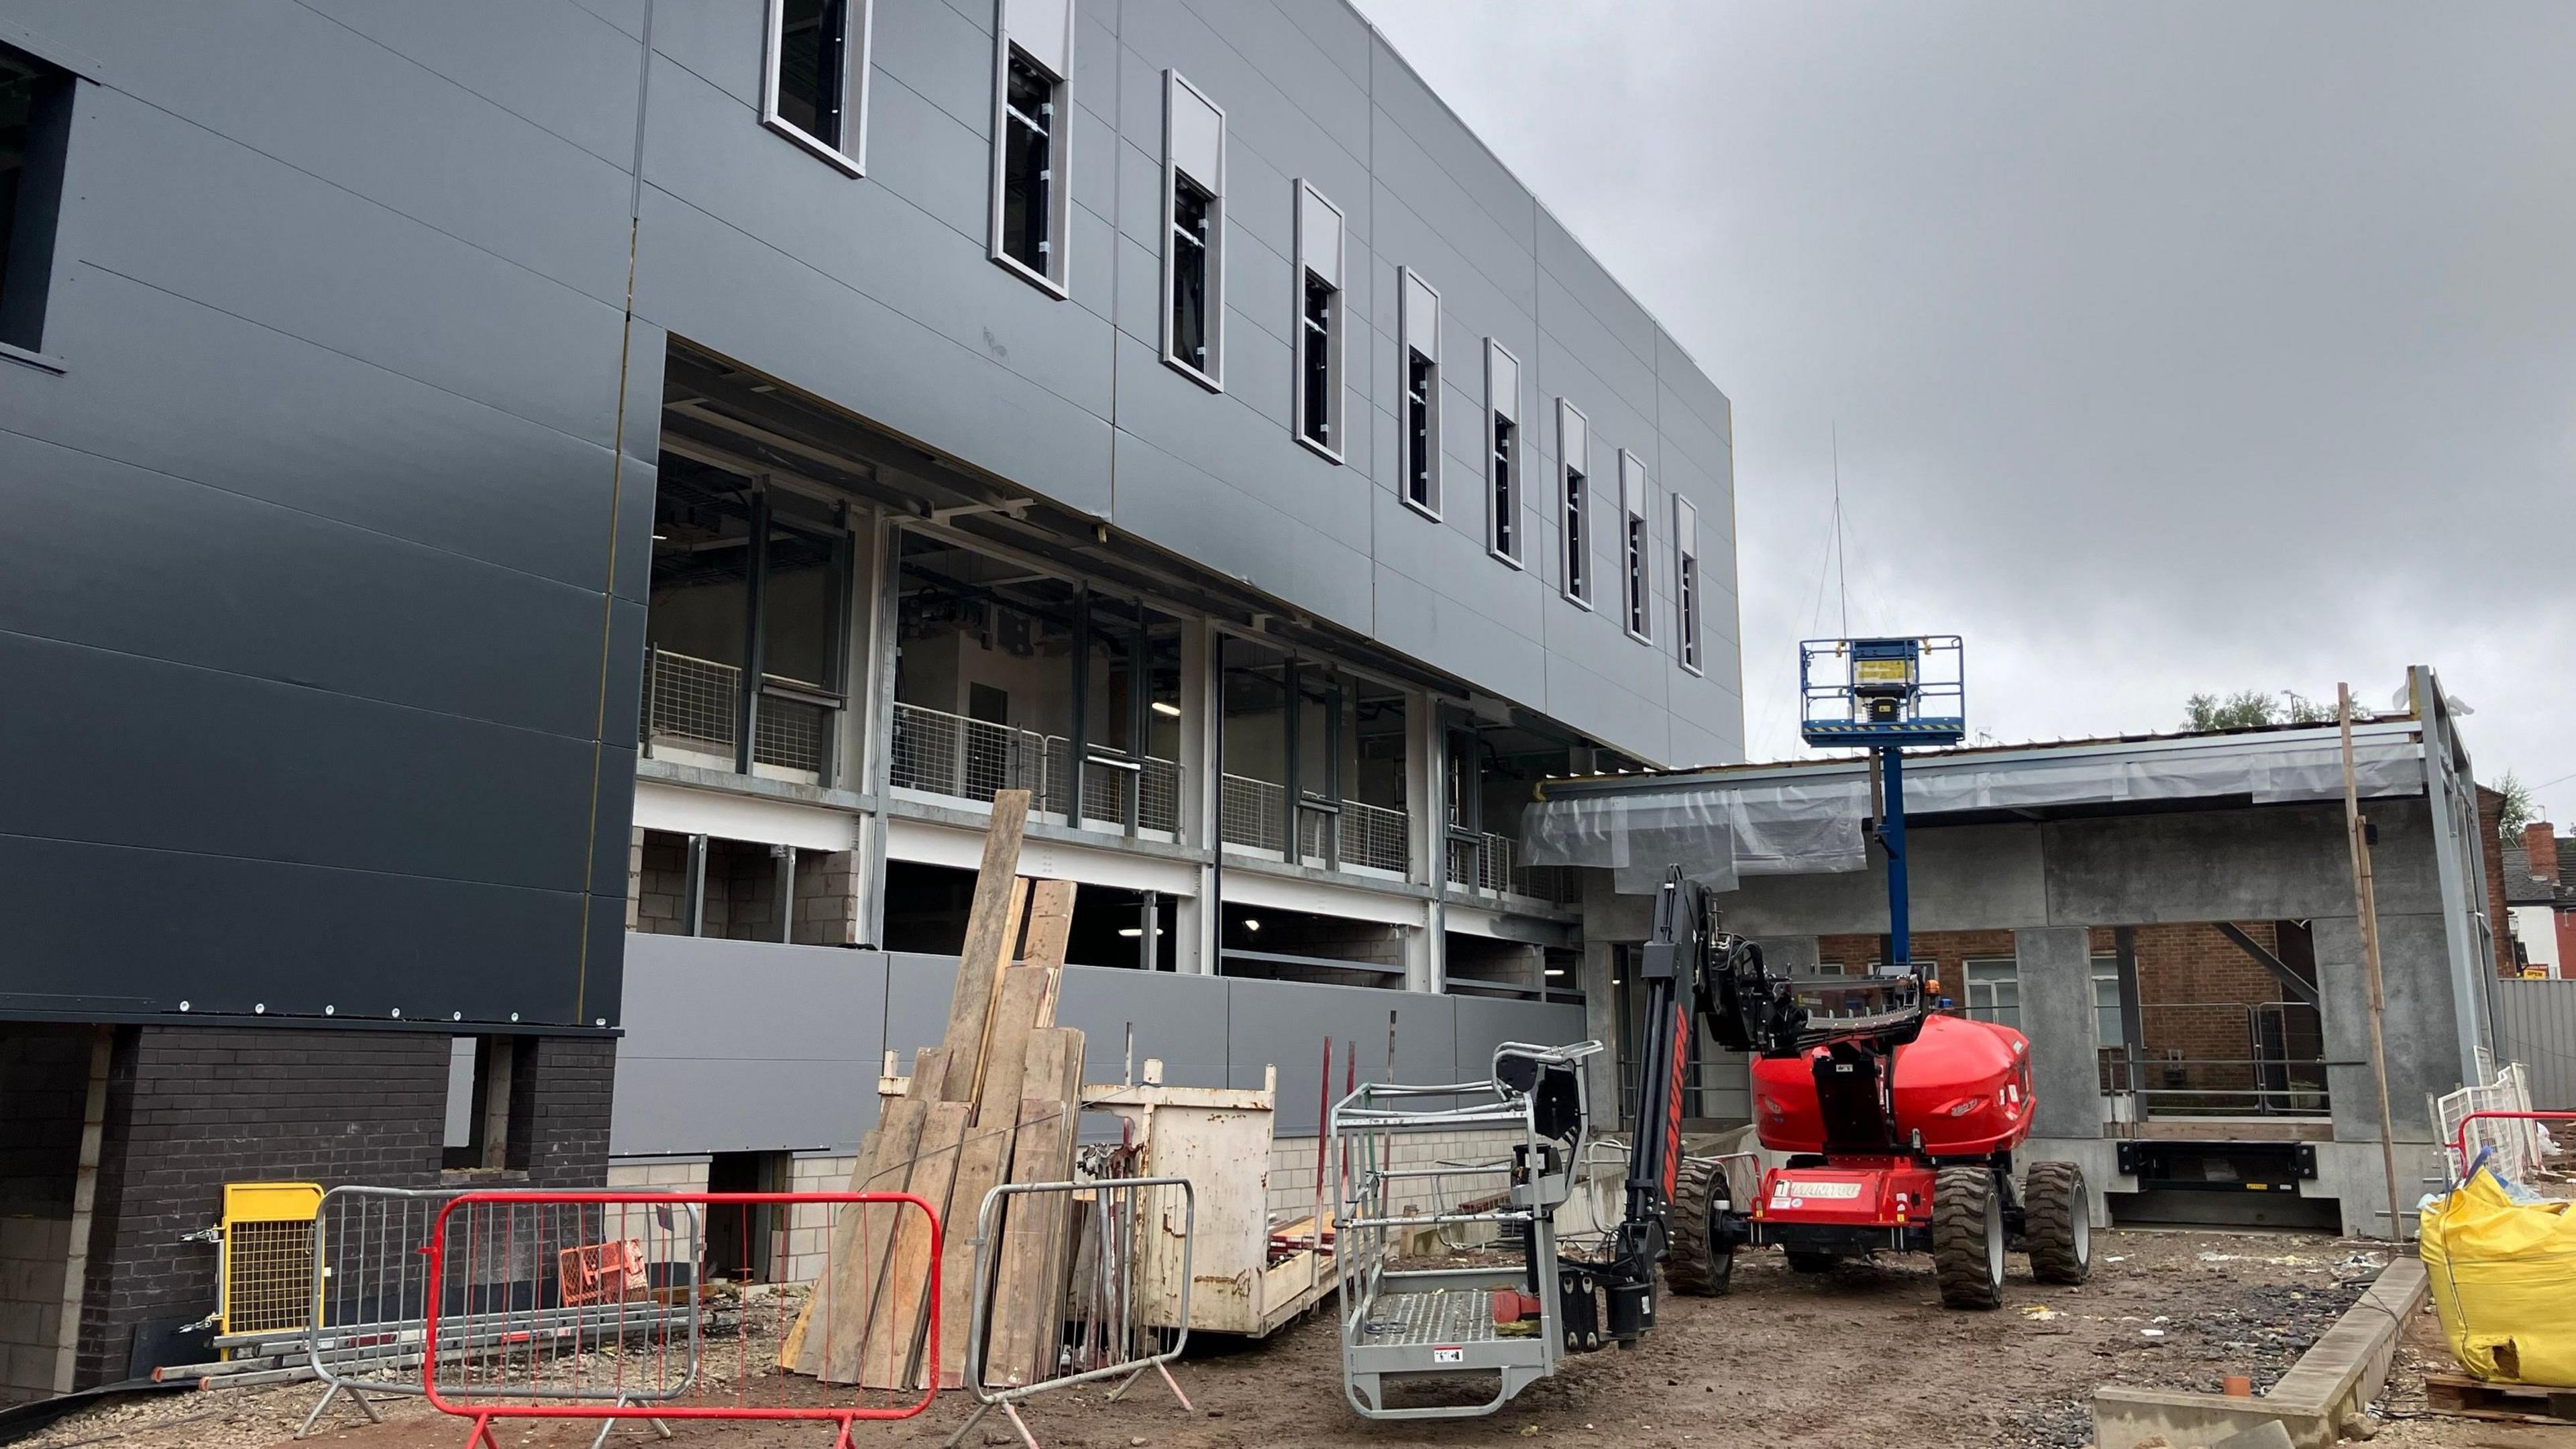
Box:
[1485, 341, 1521, 564]
[0, 41, 74, 359]
[989, 0, 1073, 292]
[1399, 268, 1442, 517]
[1674, 496, 1703, 673]
[1558, 401, 1590, 605]
[1619, 449, 1651, 642]
[1291, 180, 1344, 460]
[761, 0, 871, 175]
[1160, 72, 1225, 389]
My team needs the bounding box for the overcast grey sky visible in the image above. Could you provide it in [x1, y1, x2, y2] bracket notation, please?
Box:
[1351, 1, 2576, 814]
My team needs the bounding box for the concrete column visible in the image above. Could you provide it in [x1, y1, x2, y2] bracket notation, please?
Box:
[625, 826, 645, 930]
[2313, 912, 2456, 1141]
[1580, 934, 1621, 1116]
[1407, 690, 1444, 993]
[855, 508, 899, 947]
[2012, 926, 2104, 1140]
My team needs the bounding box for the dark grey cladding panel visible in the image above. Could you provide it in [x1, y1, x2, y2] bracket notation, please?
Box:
[1226, 977, 1459, 1134]
[0, 631, 599, 892]
[69, 90, 627, 445]
[587, 744, 642, 901]
[580, 891, 630, 1026]
[613, 934, 890, 1155]
[10, 268, 625, 592]
[1057, 964, 1230, 1091]
[19, 0, 638, 307]
[0, 429, 613, 743]
[0, 833, 586, 1025]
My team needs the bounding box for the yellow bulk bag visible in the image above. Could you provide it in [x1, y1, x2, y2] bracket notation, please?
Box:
[2418, 1169, 2576, 1385]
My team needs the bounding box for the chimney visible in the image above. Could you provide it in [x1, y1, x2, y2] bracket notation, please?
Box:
[2525, 822, 2559, 883]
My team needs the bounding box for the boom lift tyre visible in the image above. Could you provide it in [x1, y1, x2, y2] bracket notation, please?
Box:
[1664, 1158, 1733, 1296]
[2021, 1160, 2092, 1285]
[1932, 1165, 2007, 1310]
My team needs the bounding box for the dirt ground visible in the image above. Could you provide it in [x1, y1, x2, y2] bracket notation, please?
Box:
[19, 1229, 2573, 1449]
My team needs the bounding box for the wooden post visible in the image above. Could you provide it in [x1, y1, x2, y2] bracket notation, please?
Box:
[2340, 682, 2407, 1242]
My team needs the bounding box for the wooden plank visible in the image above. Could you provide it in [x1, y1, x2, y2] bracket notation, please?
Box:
[973, 969, 1051, 1131]
[2424, 1373, 2576, 1423]
[807, 1099, 926, 1382]
[1032, 1028, 1086, 1385]
[777, 1123, 879, 1371]
[1019, 878, 1078, 1028]
[938, 791, 1032, 1100]
[984, 1028, 1081, 1388]
[931, 1116, 1016, 1388]
[861, 1102, 969, 1389]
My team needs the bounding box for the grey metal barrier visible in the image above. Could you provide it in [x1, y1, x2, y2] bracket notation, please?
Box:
[948, 1175, 1196, 1449]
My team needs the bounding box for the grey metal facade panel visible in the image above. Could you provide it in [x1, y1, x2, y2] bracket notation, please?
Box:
[299, 0, 652, 170]
[1, 630, 600, 892]
[0, 834, 588, 1026]
[614, 934, 890, 1155]
[2495, 979, 2576, 1110]
[1112, 423, 1377, 634]
[883, 951, 965, 1073]
[0, 429, 612, 742]
[1450, 998, 1588, 1080]
[1057, 964, 1231, 1091]
[1229, 977, 1458, 1133]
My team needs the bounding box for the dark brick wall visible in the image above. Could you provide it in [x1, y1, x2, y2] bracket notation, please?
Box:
[72, 1024, 612, 1388]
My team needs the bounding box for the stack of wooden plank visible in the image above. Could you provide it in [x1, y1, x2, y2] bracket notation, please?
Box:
[780, 789, 1087, 1391]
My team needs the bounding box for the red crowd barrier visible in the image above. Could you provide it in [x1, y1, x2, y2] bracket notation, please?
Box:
[423, 1190, 941, 1449]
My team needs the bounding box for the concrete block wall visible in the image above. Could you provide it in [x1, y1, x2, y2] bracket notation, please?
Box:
[0, 1217, 70, 1404]
[792, 853, 861, 949]
[636, 830, 692, 935]
[780, 1152, 857, 1283]
[72, 1026, 611, 1389]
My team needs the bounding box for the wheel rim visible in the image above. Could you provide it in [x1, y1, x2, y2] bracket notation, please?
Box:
[2070, 1177, 2092, 1266]
[1983, 1186, 2004, 1285]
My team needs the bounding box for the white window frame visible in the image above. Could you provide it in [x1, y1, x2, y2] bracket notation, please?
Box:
[1618, 448, 1650, 642]
[1399, 266, 1442, 520]
[987, 0, 1073, 297]
[1159, 70, 1225, 392]
[760, 0, 873, 177]
[1557, 400, 1591, 607]
[1673, 494, 1703, 674]
[2092, 952, 2129, 1050]
[1962, 957, 2021, 1030]
[1291, 180, 1345, 463]
[1484, 341, 1522, 566]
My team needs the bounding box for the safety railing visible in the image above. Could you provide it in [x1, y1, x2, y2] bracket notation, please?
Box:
[423, 1191, 938, 1449]
[892, 700, 1182, 835]
[643, 648, 837, 779]
[2443, 1110, 2576, 1195]
[2096, 1001, 2334, 1118]
[949, 1176, 1196, 1449]
[1220, 773, 1289, 853]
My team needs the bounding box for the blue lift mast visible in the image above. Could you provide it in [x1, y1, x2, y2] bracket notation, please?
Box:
[1799, 637, 1965, 980]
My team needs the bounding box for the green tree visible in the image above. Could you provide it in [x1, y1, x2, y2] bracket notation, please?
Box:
[2183, 690, 2282, 731]
[2496, 769, 2534, 840]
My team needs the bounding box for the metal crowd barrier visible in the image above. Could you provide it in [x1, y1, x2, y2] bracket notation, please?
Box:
[949, 1176, 1196, 1449]
[423, 1191, 938, 1449]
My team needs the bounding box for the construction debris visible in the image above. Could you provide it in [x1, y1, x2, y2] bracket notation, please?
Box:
[780, 790, 1086, 1391]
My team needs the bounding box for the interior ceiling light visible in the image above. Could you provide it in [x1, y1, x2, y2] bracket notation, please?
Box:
[1243, 918, 1261, 931]
[1150, 700, 1183, 717]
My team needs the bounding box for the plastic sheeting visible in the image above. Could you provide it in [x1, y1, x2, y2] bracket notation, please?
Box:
[1522, 735, 2424, 892]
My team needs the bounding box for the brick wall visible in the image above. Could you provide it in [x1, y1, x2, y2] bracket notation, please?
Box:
[0, 1026, 93, 1402]
[2479, 788, 2512, 976]
[71, 1025, 612, 1389]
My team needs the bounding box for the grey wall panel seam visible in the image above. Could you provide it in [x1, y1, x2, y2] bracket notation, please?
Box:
[98, 78, 634, 311]
[0, 623, 610, 749]
[631, 183, 1116, 429]
[76, 260, 625, 453]
[0, 828, 595, 901]
[0, 421, 617, 612]
[286, 0, 647, 172]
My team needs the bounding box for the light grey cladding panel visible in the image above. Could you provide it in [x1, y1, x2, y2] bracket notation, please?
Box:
[9, 268, 623, 593]
[1139, 0, 1371, 185]
[2041, 801, 2439, 925]
[1540, 597, 1670, 763]
[629, 186, 1116, 518]
[873, 0, 991, 136]
[69, 93, 627, 447]
[1228, 978, 1458, 1133]
[13, 0, 639, 307]
[1656, 323, 1732, 446]
[299, 0, 650, 168]
[612, 936, 891, 1155]
[1266, 0, 1372, 92]
[647, 0, 763, 105]
[1452, 998, 1589, 1077]
[1004, 0, 1075, 78]
[884, 951, 964, 1066]
[857, 49, 998, 245]
[1112, 409, 1375, 633]
[0, 429, 610, 741]
[1370, 511, 1548, 708]
[1365, 40, 1535, 289]
[1536, 209, 1657, 383]
[1058, 965, 1230, 1090]
[1115, 325, 1365, 545]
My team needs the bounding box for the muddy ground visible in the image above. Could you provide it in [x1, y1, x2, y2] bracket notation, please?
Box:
[18, 1228, 2563, 1449]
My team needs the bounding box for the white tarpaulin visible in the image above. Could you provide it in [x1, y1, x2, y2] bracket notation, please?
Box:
[1523, 735, 2424, 893]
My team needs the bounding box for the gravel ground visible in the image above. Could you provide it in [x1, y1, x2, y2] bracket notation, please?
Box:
[13, 1230, 2561, 1449]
